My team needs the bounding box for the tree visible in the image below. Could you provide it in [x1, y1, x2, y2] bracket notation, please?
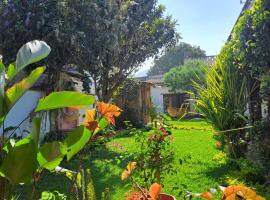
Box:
[0, 0, 178, 102]
[0, 0, 86, 91]
[163, 59, 208, 93]
[147, 42, 206, 76]
[70, 0, 178, 101]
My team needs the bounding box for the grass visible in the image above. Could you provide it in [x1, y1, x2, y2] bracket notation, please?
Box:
[16, 119, 269, 199]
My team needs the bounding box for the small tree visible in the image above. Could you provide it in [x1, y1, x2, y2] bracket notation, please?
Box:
[164, 59, 208, 93]
[148, 42, 206, 76]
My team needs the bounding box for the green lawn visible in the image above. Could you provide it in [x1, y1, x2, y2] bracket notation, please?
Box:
[94, 119, 229, 199]
[16, 120, 269, 199]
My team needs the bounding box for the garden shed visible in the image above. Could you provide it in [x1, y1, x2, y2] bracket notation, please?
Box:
[115, 81, 152, 126]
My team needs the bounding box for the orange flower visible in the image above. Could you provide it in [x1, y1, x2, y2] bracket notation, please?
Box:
[121, 162, 136, 180]
[149, 183, 161, 200]
[222, 185, 265, 200]
[200, 191, 213, 200]
[83, 109, 98, 131]
[96, 102, 122, 125]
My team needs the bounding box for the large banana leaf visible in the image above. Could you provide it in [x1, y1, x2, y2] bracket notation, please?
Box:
[0, 137, 38, 185]
[15, 40, 51, 73]
[5, 66, 45, 110]
[35, 91, 95, 112]
[64, 126, 91, 161]
[37, 142, 67, 171]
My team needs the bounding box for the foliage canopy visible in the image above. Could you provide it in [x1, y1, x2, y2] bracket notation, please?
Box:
[0, 0, 179, 101]
[147, 42, 206, 76]
[164, 59, 208, 93]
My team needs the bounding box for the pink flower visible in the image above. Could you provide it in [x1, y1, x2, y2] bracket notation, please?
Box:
[160, 127, 166, 132]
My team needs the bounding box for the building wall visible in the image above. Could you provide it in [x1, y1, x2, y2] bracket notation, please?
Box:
[0, 90, 50, 141]
[150, 84, 170, 113]
[55, 73, 97, 131]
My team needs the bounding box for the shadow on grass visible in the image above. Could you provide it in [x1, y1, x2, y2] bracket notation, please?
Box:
[14, 144, 130, 199]
[87, 145, 131, 199]
[203, 163, 235, 183]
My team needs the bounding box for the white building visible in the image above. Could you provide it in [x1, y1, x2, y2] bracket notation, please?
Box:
[146, 75, 170, 113]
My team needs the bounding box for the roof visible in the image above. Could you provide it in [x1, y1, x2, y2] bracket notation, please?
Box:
[145, 75, 164, 84]
[61, 65, 83, 78]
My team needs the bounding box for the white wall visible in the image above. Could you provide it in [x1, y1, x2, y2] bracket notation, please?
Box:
[0, 90, 50, 140]
[150, 85, 170, 113]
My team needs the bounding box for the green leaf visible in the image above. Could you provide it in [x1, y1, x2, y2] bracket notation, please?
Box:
[5, 66, 45, 110]
[35, 91, 95, 112]
[64, 126, 91, 160]
[37, 142, 67, 171]
[41, 191, 67, 200]
[98, 117, 109, 130]
[0, 138, 38, 185]
[3, 139, 16, 153]
[7, 63, 17, 81]
[15, 40, 51, 72]
[0, 61, 5, 118]
[31, 117, 41, 145]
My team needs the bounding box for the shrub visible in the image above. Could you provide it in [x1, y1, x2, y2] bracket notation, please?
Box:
[133, 127, 175, 187]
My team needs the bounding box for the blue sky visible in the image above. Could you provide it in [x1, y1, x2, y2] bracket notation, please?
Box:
[136, 0, 244, 76]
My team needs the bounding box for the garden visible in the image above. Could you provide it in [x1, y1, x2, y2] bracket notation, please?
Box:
[0, 0, 269, 199]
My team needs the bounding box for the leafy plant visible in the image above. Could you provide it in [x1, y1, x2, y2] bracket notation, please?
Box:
[132, 127, 175, 187]
[0, 40, 121, 199]
[41, 191, 67, 200]
[149, 98, 158, 123]
[195, 0, 270, 164]
[193, 45, 250, 158]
